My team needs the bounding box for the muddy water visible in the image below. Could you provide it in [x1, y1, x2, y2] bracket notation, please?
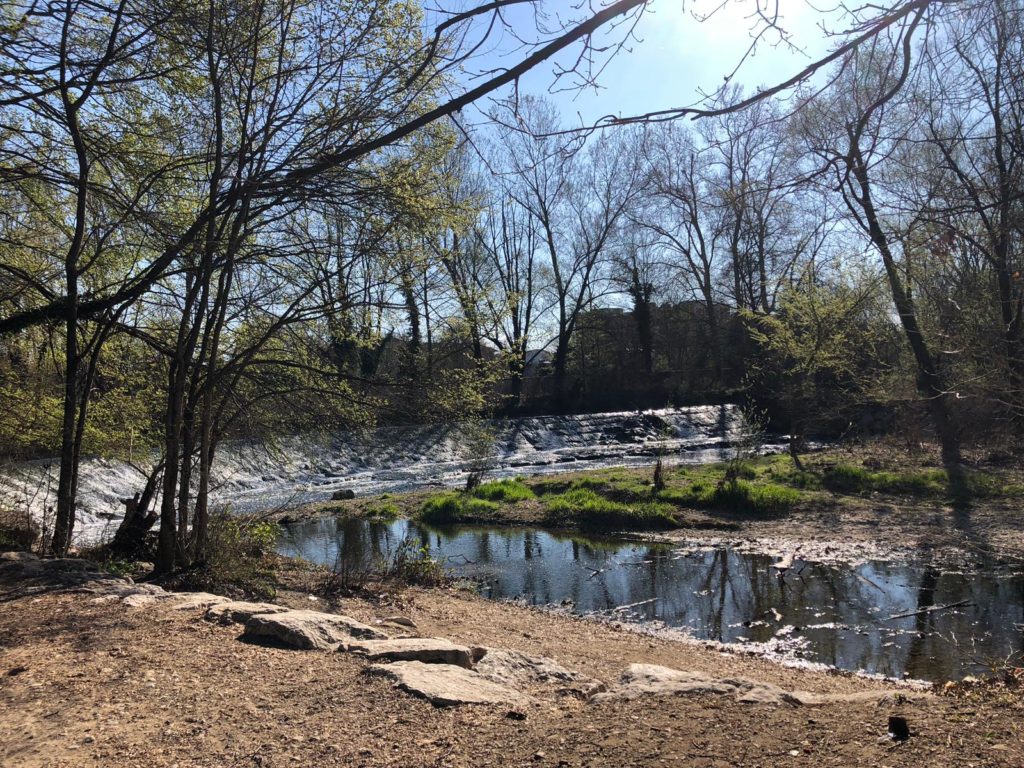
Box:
[279, 517, 1024, 683]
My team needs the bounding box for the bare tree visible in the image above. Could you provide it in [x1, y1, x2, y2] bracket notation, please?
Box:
[798, 5, 964, 467]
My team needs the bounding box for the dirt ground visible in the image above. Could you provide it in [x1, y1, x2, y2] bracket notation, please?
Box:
[2, 574, 1022, 768]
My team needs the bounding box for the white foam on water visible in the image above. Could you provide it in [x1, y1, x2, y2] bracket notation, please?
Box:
[1, 404, 769, 545]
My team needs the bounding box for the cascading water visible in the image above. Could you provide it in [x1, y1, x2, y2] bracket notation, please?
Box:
[0, 404, 775, 544]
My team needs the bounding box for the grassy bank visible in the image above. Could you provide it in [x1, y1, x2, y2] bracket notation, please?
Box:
[307, 447, 1024, 535]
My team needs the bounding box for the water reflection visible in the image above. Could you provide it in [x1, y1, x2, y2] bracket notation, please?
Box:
[279, 517, 1024, 682]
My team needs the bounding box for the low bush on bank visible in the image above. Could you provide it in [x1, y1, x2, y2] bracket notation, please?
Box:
[385, 538, 448, 586]
[178, 512, 278, 598]
[0, 508, 38, 552]
[472, 478, 535, 503]
[318, 534, 449, 595]
[418, 493, 500, 525]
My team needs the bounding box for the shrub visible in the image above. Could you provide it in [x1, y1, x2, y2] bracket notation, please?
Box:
[386, 537, 448, 586]
[472, 478, 535, 503]
[319, 535, 449, 596]
[180, 512, 278, 598]
[653, 458, 666, 492]
[0, 508, 38, 552]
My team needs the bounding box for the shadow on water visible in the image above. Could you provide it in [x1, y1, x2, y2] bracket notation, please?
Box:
[279, 517, 1024, 683]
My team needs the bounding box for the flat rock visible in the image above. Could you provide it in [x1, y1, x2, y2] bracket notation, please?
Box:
[243, 610, 387, 650]
[595, 664, 809, 706]
[0, 551, 39, 562]
[474, 648, 606, 699]
[99, 583, 165, 597]
[369, 661, 532, 707]
[123, 593, 174, 608]
[205, 601, 289, 624]
[343, 638, 473, 668]
[170, 593, 231, 612]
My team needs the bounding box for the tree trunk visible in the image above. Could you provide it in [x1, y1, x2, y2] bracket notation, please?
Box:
[848, 145, 961, 468]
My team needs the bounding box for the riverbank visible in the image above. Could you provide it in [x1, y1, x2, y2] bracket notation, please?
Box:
[283, 446, 1024, 566]
[1, 556, 1022, 767]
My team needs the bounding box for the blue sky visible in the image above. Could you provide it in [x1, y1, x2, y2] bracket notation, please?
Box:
[459, 0, 837, 128]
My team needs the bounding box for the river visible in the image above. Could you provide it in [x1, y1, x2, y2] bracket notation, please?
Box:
[280, 516, 1024, 683]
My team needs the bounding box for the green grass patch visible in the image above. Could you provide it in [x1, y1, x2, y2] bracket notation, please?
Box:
[365, 501, 400, 520]
[472, 478, 536, 503]
[418, 493, 500, 525]
[656, 479, 799, 516]
[541, 488, 676, 531]
[822, 464, 947, 496]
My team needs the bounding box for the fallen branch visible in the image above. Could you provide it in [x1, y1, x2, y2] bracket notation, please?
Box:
[612, 598, 659, 612]
[887, 600, 971, 621]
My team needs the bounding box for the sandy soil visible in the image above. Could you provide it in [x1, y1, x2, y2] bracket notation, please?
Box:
[2, 574, 1022, 768]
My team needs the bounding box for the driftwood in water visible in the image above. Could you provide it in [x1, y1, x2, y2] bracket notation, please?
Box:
[886, 600, 971, 621]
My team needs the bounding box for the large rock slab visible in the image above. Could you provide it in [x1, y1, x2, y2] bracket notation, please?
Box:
[474, 648, 606, 699]
[243, 610, 387, 650]
[205, 600, 288, 624]
[369, 661, 532, 707]
[123, 592, 177, 608]
[171, 593, 231, 612]
[0, 551, 39, 562]
[343, 638, 473, 668]
[595, 664, 808, 706]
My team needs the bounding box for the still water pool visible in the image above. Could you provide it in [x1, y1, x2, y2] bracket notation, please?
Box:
[278, 517, 1024, 682]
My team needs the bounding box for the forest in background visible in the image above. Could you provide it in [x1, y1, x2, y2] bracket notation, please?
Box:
[0, 0, 1021, 570]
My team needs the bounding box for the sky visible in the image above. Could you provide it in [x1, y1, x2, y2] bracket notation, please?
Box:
[457, 0, 839, 129]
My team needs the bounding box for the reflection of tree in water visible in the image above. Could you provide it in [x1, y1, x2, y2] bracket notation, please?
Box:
[283, 519, 1024, 681]
[903, 564, 940, 680]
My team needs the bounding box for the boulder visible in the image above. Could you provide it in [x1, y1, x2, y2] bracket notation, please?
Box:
[123, 593, 174, 608]
[474, 648, 606, 699]
[170, 593, 231, 612]
[343, 638, 473, 668]
[106, 583, 167, 598]
[595, 664, 805, 706]
[331, 489, 356, 501]
[243, 610, 387, 650]
[205, 601, 289, 624]
[369, 661, 532, 707]
[0, 551, 39, 562]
